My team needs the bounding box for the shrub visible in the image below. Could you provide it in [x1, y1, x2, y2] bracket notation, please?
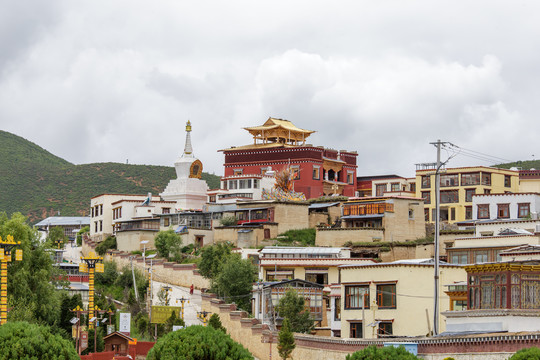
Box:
[220, 215, 237, 226]
[95, 235, 116, 255]
[0, 321, 79, 359]
[509, 347, 540, 360]
[346, 345, 420, 359]
[147, 325, 253, 360]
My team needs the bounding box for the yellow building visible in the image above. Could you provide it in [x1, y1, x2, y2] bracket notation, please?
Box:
[339, 259, 466, 339]
[415, 166, 519, 224]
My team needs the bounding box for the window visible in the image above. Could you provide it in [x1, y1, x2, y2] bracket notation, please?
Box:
[440, 190, 459, 203]
[313, 166, 320, 180]
[345, 285, 369, 309]
[424, 208, 430, 222]
[350, 322, 363, 338]
[99, 220, 103, 232]
[376, 284, 396, 308]
[481, 173, 491, 186]
[474, 251, 488, 263]
[440, 174, 459, 187]
[478, 204, 490, 219]
[253, 179, 260, 189]
[450, 207, 456, 221]
[462, 172, 480, 186]
[375, 184, 386, 197]
[163, 218, 170, 227]
[504, 175, 512, 187]
[228, 180, 237, 190]
[484, 189, 491, 194]
[408, 209, 414, 220]
[465, 206, 473, 220]
[91, 207, 94, 217]
[100, 205, 103, 215]
[449, 252, 468, 264]
[421, 175, 431, 189]
[162, 207, 170, 214]
[94, 221, 98, 233]
[390, 182, 400, 192]
[334, 297, 341, 321]
[347, 172, 354, 185]
[421, 191, 431, 204]
[518, 203, 530, 218]
[497, 204, 510, 219]
[306, 273, 328, 285]
[239, 179, 251, 189]
[378, 322, 393, 337]
[233, 169, 243, 176]
[410, 183, 416, 192]
[465, 188, 476, 202]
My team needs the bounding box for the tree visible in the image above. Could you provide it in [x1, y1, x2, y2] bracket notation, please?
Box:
[215, 255, 256, 311]
[46, 226, 68, 248]
[198, 242, 233, 280]
[0, 321, 79, 359]
[59, 293, 83, 335]
[509, 347, 540, 360]
[95, 235, 117, 255]
[278, 318, 295, 360]
[208, 313, 226, 333]
[76, 226, 89, 246]
[164, 310, 185, 333]
[154, 229, 182, 260]
[220, 215, 237, 226]
[275, 288, 314, 334]
[346, 345, 420, 360]
[147, 325, 253, 360]
[0, 212, 65, 326]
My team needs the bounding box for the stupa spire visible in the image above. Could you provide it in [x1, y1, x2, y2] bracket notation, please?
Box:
[183, 120, 193, 157]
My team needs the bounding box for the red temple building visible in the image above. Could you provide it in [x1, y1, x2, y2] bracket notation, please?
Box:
[220, 118, 357, 199]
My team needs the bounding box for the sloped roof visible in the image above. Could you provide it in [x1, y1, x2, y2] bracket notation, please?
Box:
[244, 117, 315, 135]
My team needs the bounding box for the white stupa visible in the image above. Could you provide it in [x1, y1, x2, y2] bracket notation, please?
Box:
[160, 121, 208, 211]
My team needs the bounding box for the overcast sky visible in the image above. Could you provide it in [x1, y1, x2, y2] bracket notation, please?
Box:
[1, 1, 539, 178]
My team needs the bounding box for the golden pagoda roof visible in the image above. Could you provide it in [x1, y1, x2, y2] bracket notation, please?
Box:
[243, 117, 315, 145]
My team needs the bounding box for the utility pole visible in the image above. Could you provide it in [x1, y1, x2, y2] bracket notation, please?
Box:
[0, 235, 22, 325]
[429, 139, 449, 336]
[130, 256, 139, 302]
[176, 297, 189, 320]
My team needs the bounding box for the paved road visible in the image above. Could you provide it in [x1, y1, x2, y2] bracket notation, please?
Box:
[152, 281, 203, 326]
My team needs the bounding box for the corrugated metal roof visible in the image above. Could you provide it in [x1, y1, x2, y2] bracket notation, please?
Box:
[35, 217, 90, 227]
[308, 202, 339, 209]
[261, 246, 343, 255]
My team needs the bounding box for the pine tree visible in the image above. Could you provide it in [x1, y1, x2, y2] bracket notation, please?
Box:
[278, 318, 295, 360]
[208, 313, 226, 333]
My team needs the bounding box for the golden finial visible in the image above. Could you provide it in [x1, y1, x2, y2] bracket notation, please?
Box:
[186, 120, 192, 132]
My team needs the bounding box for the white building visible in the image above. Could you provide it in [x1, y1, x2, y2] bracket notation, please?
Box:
[472, 192, 540, 224]
[90, 193, 174, 242]
[208, 173, 276, 204]
[161, 121, 208, 211]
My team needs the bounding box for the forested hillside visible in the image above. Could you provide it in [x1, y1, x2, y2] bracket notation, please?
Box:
[0, 130, 220, 223]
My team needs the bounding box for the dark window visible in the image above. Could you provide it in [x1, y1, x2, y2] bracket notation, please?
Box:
[461, 172, 480, 186]
[306, 273, 328, 285]
[350, 322, 363, 338]
[482, 173, 491, 186]
[334, 298, 341, 321]
[440, 190, 459, 203]
[518, 203, 530, 218]
[390, 183, 400, 192]
[421, 175, 431, 189]
[465, 188, 476, 202]
[376, 284, 396, 308]
[410, 183, 416, 192]
[450, 208, 456, 221]
[478, 204, 490, 219]
[440, 174, 459, 187]
[424, 208, 430, 222]
[345, 285, 369, 309]
[421, 191, 431, 204]
[484, 188, 491, 194]
[378, 322, 393, 337]
[465, 206, 473, 220]
[504, 175, 512, 187]
[376, 184, 386, 197]
[497, 204, 510, 219]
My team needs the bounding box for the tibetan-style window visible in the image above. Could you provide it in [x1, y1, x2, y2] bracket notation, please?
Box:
[344, 285, 369, 309]
[518, 203, 530, 218]
[440, 174, 459, 187]
[497, 204, 510, 219]
[477, 204, 490, 219]
[376, 284, 396, 309]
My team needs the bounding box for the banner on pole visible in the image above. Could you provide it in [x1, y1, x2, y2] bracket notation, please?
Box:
[151, 306, 182, 324]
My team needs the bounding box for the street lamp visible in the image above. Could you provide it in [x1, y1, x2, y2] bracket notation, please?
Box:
[0, 235, 23, 325]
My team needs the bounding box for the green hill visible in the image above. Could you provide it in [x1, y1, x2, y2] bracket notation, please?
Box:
[0, 130, 220, 223]
[495, 160, 540, 170]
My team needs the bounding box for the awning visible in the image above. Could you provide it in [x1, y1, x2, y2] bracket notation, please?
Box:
[175, 225, 188, 234]
[308, 202, 339, 209]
